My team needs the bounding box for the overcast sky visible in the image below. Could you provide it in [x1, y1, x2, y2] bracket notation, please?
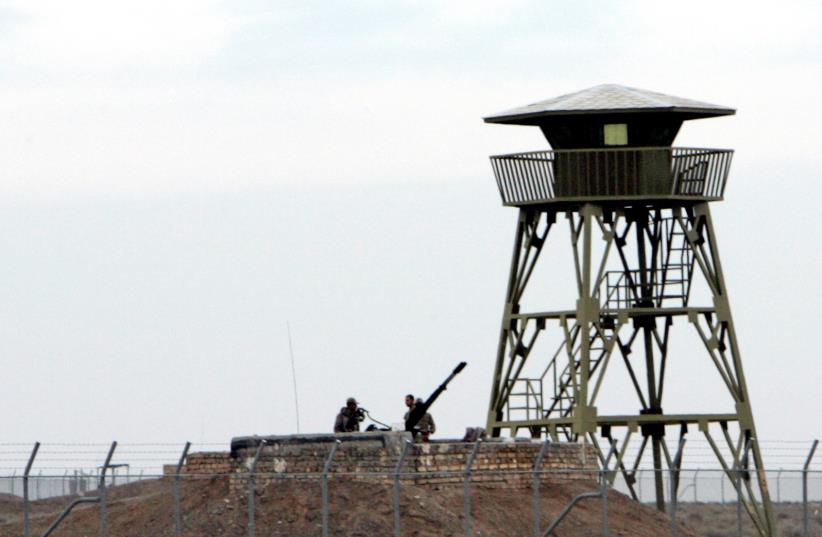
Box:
[0, 1, 820, 463]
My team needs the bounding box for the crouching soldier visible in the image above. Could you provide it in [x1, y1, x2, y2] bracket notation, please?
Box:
[334, 397, 363, 433]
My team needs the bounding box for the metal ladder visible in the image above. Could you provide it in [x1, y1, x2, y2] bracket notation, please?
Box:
[541, 323, 614, 420]
[602, 217, 694, 310]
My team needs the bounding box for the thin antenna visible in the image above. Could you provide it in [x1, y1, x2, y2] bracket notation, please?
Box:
[286, 321, 301, 433]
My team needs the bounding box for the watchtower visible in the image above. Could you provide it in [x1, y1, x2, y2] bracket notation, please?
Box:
[483, 84, 775, 536]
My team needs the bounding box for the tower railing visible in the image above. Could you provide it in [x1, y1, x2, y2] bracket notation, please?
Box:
[489, 147, 733, 205]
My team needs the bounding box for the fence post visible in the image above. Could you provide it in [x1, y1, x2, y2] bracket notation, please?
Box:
[602, 442, 618, 537]
[637, 469, 642, 503]
[248, 439, 267, 537]
[463, 440, 481, 537]
[99, 441, 118, 537]
[804, 439, 819, 537]
[23, 441, 40, 537]
[393, 440, 411, 537]
[735, 441, 750, 537]
[669, 438, 686, 537]
[599, 467, 608, 537]
[174, 441, 191, 537]
[721, 470, 725, 504]
[776, 469, 783, 503]
[693, 469, 699, 503]
[532, 440, 550, 537]
[322, 440, 341, 537]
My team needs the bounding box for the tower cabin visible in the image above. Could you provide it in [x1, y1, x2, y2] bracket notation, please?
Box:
[484, 84, 735, 205]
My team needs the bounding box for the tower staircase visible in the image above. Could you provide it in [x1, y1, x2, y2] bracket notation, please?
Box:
[602, 217, 695, 310]
[505, 217, 695, 428]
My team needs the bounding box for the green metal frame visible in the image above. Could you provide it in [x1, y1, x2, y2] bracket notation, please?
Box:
[486, 201, 776, 537]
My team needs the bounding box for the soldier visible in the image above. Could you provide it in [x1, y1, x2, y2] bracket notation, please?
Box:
[404, 394, 415, 416]
[334, 397, 362, 433]
[404, 395, 436, 442]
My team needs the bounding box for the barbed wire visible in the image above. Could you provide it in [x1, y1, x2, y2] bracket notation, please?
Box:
[0, 437, 816, 475]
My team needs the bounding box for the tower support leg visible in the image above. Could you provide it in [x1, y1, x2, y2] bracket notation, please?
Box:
[684, 203, 776, 537]
[486, 202, 775, 537]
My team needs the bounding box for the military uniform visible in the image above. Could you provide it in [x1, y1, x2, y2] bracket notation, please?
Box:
[334, 406, 360, 433]
[416, 412, 436, 436]
[404, 402, 436, 440]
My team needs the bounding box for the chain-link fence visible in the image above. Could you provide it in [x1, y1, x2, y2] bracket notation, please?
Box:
[0, 439, 819, 537]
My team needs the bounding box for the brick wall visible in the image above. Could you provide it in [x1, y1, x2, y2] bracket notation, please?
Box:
[178, 432, 598, 492]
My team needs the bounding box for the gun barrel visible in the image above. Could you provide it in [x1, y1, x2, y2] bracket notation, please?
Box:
[405, 362, 467, 432]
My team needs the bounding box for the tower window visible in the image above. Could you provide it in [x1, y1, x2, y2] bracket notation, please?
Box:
[603, 123, 628, 146]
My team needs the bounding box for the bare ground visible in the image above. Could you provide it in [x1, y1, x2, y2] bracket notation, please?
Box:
[676, 501, 822, 537]
[0, 476, 707, 537]
[5, 478, 818, 536]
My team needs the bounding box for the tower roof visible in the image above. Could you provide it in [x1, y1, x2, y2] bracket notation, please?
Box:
[484, 84, 735, 124]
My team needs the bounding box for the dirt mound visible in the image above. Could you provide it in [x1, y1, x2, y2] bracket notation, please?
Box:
[0, 492, 21, 507]
[0, 476, 704, 536]
[0, 493, 22, 525]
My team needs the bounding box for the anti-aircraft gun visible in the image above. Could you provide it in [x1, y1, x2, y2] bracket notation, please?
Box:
[405, 361, 467, 433]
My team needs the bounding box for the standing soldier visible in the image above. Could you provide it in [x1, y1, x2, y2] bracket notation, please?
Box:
[403, 394, 415, 419]
[404, 395, 436, 442]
